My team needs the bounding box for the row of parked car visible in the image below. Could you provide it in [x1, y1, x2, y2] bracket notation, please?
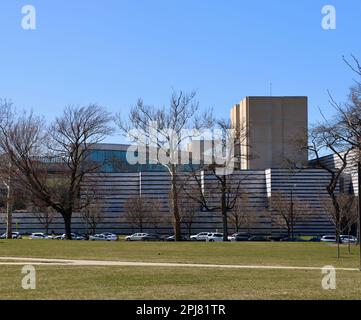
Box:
[1, 231, 358, 243]
[124, 232, 359, 243]
[15, 232, 119, 241]
[124, 233, 187, 241]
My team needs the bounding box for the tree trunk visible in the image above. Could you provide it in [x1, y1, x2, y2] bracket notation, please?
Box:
[336, 222, 340, 259]
[332, 193, 341, 259]
[170, 168, 181, 241]
[63, 213, 72, 240]
[286, 221, 291, 239]
[91, 222, 96, 235]
[221, 180, 228, 242]
[173, 206, 181, 241]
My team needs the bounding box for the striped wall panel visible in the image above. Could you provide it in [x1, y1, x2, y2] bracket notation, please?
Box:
[1, 169, 341, 237]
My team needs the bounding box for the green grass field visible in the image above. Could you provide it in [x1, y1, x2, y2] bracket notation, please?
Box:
[1, 240, 361, 300]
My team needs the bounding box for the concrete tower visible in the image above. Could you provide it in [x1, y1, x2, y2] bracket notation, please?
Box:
[230, 96, 308, 170]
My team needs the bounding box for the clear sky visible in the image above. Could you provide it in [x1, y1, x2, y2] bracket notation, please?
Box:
[0, 0, 360, 143]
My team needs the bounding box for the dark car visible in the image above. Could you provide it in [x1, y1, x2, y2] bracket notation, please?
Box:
[164, 235, 187, 241]
[280, 236, 308, 242]
[309, 236, 321, 242]
[268, 235, 288, 242]
[249, 236, 271, 242]
[228, 233, 251, 242]
[141, 234, 164, 241]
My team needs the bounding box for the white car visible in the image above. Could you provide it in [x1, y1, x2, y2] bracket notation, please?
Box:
[29, 233, 50, 239]
[60, 233, 86, 240]
[320, 235, 337, 243]
[89, 234, 106, 241]
[125, 233, 148, 241]
[190, 232, 210, 241]
[207, 233, 224, 242]
[89, 233, 117, 241]
[0, 232, 22, 239]
[340, 235, 357, 243]
[101, 232, 118, 241]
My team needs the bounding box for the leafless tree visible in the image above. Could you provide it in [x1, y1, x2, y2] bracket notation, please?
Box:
[147, 198, 168, 233]
[0, 102, 113, 239]
[307, 122, 353, 257]
[270, 191, 308, 239]
[0, 154, 29, 239]
[117, 90, 213, 241]
[122, 196, 150, 233]
[182, 119, 249, 241]
[0, 105, 18, 239]
[80, 190, 105, 235]
[321, 193, 355, 257]
[229, 193, 258, 233]
[31, 201, 56, 235]
[330, 55, 361, 264]
[179, 191, 200, 238]
[338, 193, 358, 254]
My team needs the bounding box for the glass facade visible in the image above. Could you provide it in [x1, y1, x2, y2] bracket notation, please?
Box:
[89, 149, 199, 173]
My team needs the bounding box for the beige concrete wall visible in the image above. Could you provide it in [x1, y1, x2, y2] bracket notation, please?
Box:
[231, 96, 308, 169]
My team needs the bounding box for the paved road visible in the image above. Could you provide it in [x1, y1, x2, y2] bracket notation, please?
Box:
[0, 257, 358, 271]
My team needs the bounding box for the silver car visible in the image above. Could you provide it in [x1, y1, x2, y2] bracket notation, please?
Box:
[89, 233, 117, 241]
[0, 232, 22, 239]
[29, 233, 50, 239]
[60, 233, 86, 240]
[190, 232, 210, 241]
[207, 233, 224, 242]
[125, 233, 148, 241]
[340, 235, 357, 243]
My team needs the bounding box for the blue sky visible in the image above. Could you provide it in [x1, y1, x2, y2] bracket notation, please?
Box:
[0, 0, 360, 143]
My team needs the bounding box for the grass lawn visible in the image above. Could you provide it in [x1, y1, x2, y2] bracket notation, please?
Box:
[0, 240, 361, 299]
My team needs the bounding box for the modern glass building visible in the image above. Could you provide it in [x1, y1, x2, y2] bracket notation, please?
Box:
[89, 143, 199, 173]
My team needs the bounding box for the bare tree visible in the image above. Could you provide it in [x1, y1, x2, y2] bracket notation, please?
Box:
[183, 119, 249, 241]
[0, 154, 29, 239]
[270, 191, 308, 239]
[229, 193, 257, 233]
[179, 192, 200, 238]
[122, 196, 150, 233]
[322, 195, 344, 257]
[333, 54, 361, 266]
[338, 193, 358, 254]
[31, 201, 56, 235]
[0, 109, 17, 240]
[307, 121, 353, 257]
[80, 190, 105, 235]
[147, 198, 168, 233]
[0, 103, 113, 239]
[117, 90, 213, 241]
[321, 192, 356, 256]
